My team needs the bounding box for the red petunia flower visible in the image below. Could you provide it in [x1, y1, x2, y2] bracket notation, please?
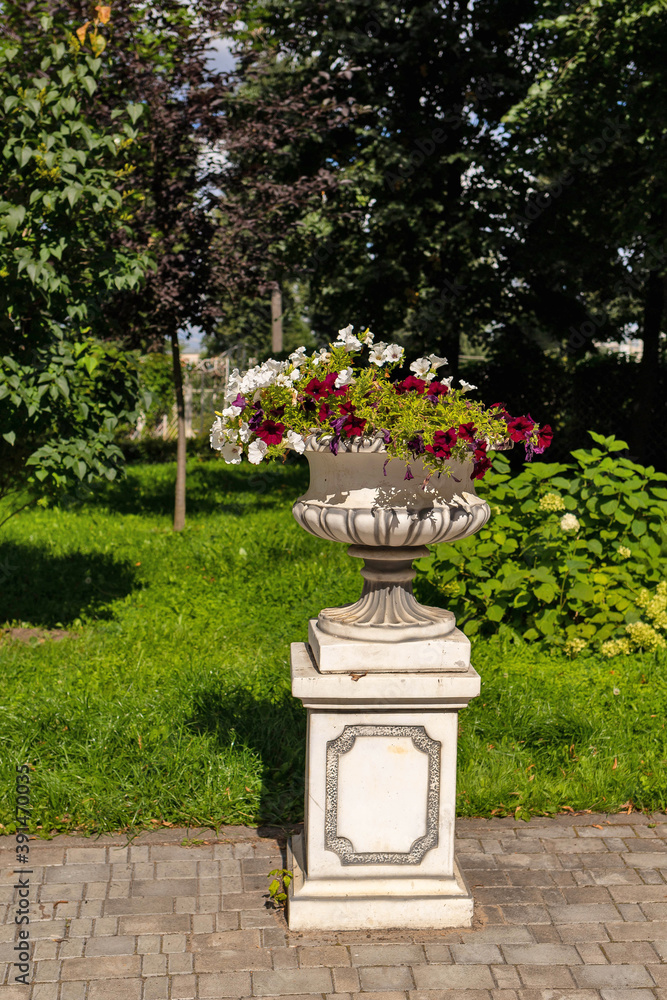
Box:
[396, 376, 426, 394]
[344, 414, 367, 437]
[426, 380, 449, 399]
[255, 419, 285, 445]
[304, 372, 338, 400]
[457, 422, 476, 443]
[537, 424, 553, 450]
[507, 415, 535, 442]
[425, 428, 458, 459]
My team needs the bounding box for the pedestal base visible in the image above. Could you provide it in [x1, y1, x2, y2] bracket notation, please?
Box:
[288, 643, 480, 932]
[287, 833, 474, 931]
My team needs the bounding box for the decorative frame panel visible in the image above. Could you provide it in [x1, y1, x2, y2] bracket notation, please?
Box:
[324, 724, 440, 865]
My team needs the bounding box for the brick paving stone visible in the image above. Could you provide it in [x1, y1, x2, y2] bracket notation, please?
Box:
[450, 945, 503, 965]
[501, 944, 580, 965]
[599, 992, 657, 1000]
[547, 902, 620, 923]
[84, 934, 135, 956]
[87, 981, 143, 1000]
[572, 965, 655, 988]
[602, 941, 660, 963]
[197, 971, 252, 996]
[350, 945, 425, 966]
[332, 967, 361, 992]
[300, 947, 352, 967]
[412, 965, 495, 989]
[359, 967, 414, 991]
[60, 956, 142, 980]
[252, 968, 333, 995]
[170, 975, 198, 998]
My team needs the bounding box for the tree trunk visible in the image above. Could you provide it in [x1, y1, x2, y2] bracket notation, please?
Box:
[633, 269, 665, 464]
[170, 328, 187, 531]
[271, 284, 283, 354]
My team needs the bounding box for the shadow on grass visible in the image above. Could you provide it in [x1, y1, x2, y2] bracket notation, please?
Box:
[187, 684, 306, 826]
[0, 542, 138, 628]
[85, 458, 310, 519]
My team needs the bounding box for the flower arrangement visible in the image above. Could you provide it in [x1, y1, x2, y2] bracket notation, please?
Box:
[210, 325, 552, 480]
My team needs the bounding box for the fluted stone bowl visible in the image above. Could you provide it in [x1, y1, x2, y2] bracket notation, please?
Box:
[292, 435, 490, 549]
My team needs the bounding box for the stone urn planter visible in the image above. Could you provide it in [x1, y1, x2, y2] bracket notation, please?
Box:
[291, 435, 490, 671]
[287, 435, 487, 929]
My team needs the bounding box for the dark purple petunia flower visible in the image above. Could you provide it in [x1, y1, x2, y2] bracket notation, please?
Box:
[404, 465, 414, 481]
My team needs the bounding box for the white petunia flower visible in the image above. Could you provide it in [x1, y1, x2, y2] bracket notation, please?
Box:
[287, 429, 306, 454]
[238, 421, 251, 443]
[409, 357, 431, 377]
[369, 342, 388, 366]
[335, 367, 356, 388]
[248, 440, 268, 465]
[428, 353, 448, 369]
[441, 376, 454, 388]
[209, 416, 224, 450]
[290, 368, 301, 381]
[337, 324, 354, 338]
[360, 328, 374, 345]
[222, 404, 243, 418]
[459, 380, 477, 393]
[342, 334, 363, 351]
[383, 344, 405, 364]
[560, 513, 580, 533]
[275, 374, 293, 387]
[288, 346, 308, 367]
[221, 442, 243, 464]
[311, 348, 331, 366]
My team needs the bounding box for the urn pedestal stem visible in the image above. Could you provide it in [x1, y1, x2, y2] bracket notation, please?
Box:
[317, 545, 456, 641]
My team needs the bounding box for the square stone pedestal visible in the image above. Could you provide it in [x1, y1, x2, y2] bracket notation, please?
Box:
[287, 642, 480, 931]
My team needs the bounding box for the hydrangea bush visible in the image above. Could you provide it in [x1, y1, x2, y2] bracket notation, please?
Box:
[415, 433, 667, 656]
[210, 326, 551, 480]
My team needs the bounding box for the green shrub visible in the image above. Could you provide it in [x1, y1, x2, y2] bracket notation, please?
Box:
[415, 433, 667, 656]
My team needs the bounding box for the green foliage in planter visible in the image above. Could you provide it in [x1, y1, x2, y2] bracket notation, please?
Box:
[415, 433, 667, 656]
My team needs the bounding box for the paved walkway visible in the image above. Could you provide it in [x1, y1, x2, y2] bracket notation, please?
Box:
[1, 813, 666, 1000]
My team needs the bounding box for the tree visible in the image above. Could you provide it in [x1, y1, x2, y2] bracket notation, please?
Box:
[229, 0, 543, 373]
[34, 0, 353, 529]
[500, 0, 667, 464]
[0, 6, 150, 525]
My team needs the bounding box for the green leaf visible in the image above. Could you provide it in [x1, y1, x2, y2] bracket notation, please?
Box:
[534, 583, 556, 603]
[487, 604, 505, 622]
[2, 431, 16, 445]
[569, 581, 595, 602]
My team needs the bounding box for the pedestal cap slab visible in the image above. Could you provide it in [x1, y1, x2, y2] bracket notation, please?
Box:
[291, 642, 480, 709]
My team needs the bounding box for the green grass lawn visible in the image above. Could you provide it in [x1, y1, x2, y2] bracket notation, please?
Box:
[1, 456, 665, 836]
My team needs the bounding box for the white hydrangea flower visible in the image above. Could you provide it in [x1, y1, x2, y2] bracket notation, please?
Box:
[209, 416, 224, 450]
[409, 357, 431, 377]
[287, 429, 306, 454]
[383, 343, 404, 364]
[221, 442, 243, 464]
[459, 380, 477, 393]
[428, 353, 448, 369]
[560, 513, 580, 532]
[335, 368, 355, 388]
[369, 342, 388, 366]
[247, 439, 268, 465]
